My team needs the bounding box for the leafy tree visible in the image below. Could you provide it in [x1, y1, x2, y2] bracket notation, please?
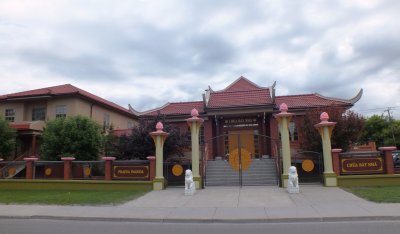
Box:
[0, 116, 16, 159]
[360, 115, 400, 148]
[113, 117, 190, 160]
[40, 116, 103, 160]
[299, 106, 365, 152]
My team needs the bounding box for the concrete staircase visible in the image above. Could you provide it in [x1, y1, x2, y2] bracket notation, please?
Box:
[205, 159, 277, 186]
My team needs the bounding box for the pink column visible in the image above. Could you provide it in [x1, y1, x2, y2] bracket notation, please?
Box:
[147, 156, 156, 181]
[102, 157, 116, 180]
[61, 157, 75, 180]
[379, 147, 397, 174]
[331, 149, 342, 176]
[24, 156, 38, 180]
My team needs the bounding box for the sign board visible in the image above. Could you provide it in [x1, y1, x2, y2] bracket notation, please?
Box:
[113, 166, 149, 179]
[341, 157, 384, 175]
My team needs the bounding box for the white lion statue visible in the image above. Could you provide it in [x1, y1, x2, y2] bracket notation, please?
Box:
[185, 169, 196, 196]
[287, 166, 299, 194]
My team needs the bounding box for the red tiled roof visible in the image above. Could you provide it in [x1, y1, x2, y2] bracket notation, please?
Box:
[207, 76, 273, 108]
[275, 94, 351, 109]
[143, 101, 204, 116]
[222, 76, 265, 92]
[208, 89, 273, 108]
[1, 84, 136, 117]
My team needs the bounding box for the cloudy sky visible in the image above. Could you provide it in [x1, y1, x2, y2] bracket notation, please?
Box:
[0, 0, 399, 117]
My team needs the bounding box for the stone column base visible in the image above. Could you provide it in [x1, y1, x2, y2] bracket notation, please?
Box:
[323, 172, 337, 187]
[193, 176, 202, 189]
[281, 174, 289, 188]
[153, 177, 166, 190]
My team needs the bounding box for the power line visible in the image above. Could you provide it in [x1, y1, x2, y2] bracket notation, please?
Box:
[385, 107, 396, 144]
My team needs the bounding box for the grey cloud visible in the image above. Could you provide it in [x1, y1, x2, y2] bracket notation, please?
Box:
[18, 49, 122, 81]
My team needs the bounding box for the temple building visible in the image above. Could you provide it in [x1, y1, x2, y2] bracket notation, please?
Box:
[137, 76, 362, 160]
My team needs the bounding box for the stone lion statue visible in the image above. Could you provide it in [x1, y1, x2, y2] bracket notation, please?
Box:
[185, 169, 196, 196]
[287, 166, 299, 193]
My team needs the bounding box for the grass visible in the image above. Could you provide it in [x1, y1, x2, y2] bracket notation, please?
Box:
[0, 189, 150, 205]
[345, 186, 400, 203]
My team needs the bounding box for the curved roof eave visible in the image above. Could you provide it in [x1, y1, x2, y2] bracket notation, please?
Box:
[315, 89, 363, 105]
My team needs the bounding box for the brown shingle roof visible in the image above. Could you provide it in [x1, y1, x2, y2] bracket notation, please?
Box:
[1, 84, 136, 117]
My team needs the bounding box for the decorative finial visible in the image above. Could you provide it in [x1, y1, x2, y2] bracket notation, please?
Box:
[320, 112, 329, 122]
[191, 108, 199, 118]
[156, 121, 164, 131]
[279, 103, 288, 113]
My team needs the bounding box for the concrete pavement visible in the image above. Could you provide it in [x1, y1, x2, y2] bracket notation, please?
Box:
[0, 185, 400, 223]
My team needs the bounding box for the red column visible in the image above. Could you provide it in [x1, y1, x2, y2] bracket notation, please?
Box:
[147, 156, 156, 181]
[61, 157, 75, 180]
[31, 135, 37, 156]
[24, 157, 38, 180]
[102, 157, 116, 180]
[331, 149, 342, 176]
[379, 147, 397, 174]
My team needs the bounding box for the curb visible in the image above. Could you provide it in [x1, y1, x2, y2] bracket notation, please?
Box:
[1, 215, 400, 224]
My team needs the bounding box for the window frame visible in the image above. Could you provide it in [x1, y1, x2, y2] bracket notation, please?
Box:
[5, 108, 15, 122]
[55, 105, 67, 119]
[32, 107, 46, 121]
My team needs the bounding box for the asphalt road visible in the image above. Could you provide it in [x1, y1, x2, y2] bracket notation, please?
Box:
[0, 219, 399, 234]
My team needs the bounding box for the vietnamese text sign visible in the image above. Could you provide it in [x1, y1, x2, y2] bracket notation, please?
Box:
[113, 166, 149, 179]
[341, 157, 384, 175]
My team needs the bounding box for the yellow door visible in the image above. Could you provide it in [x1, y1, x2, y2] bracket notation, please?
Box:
[228, 130, 255, 171]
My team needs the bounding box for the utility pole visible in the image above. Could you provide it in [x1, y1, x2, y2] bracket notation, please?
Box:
[385, 108, 396, 145]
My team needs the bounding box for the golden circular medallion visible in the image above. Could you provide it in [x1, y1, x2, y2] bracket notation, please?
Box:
[302, 159, 315, 172]
[228, 148, 252, 171]
[84, 167, 91, 177]
[172, 164, 184, 177]
[8, 167, 16, 176]
[45, 168, 52, 176]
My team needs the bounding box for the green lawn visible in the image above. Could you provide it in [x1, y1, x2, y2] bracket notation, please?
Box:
[345, 186, 400, 203]
[0, 189, 150, 205]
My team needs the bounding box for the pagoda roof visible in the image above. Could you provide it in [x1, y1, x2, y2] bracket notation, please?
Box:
[139, 101, 204, 116]
[275, 90, 363, 109]
[206, 76, 274, 108]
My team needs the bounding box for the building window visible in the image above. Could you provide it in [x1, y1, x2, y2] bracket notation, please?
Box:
[127, 121, 134, 128]
[200, 126, 204, 144]
[5, 109, 15, 122]
[32, 107, 46, 121]
[55, 105, 67, 119]
[289, 122, 298, 142]
[103, 113, 110, 129]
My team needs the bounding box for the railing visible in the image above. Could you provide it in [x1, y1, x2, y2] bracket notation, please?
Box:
[0, 159, 151, 181]
[393, 150, 400, 174]
[0, 161, 26, 179]
[0, 151, 30, 179]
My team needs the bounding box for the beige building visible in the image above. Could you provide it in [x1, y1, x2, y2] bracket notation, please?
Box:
[0, 84, 138, 158]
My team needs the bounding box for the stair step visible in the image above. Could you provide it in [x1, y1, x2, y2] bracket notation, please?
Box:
[205, 159, 278, 187]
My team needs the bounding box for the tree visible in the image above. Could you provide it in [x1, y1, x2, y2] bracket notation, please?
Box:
[0, 116, 16, 159]
[40, 116, 103, 160]
[112, 117, 190, 160]
[360, 115, 400, 148]
[299, 106, 365, 152]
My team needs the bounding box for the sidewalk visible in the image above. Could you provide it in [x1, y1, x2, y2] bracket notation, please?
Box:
[0, 185, 399, 223]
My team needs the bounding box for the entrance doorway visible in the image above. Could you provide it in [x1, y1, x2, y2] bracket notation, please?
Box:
[202, 133, 281, 187]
